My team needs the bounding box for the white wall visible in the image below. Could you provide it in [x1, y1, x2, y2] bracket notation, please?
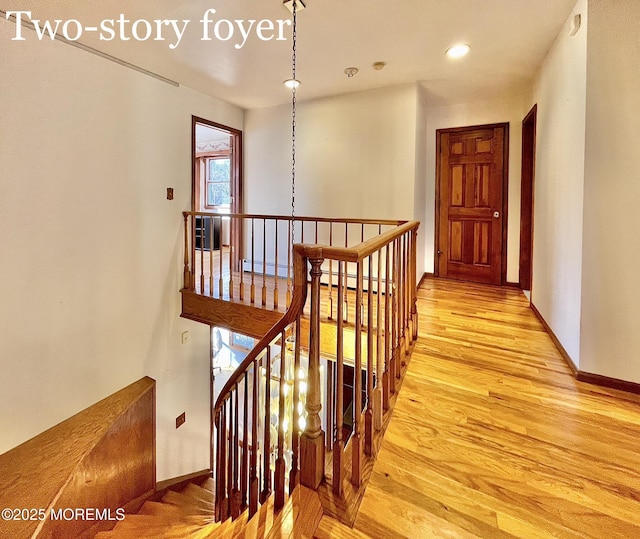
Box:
[580, 0, 640, 382]
[0, 19, 244, 481]
[422, 93, 526, 282]
[529, 0, 588, 366]
[413, 86, 429, 280]
[244, 84, 418, 222]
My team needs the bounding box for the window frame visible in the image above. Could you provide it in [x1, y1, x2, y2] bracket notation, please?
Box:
[204, 154, 232, 210]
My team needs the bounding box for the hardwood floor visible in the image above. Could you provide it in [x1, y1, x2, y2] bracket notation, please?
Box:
[330, 277, 640, 538]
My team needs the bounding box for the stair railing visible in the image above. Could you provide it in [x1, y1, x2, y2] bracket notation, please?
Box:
[208, 216, 419, 522]
[213, 244, 308, 522]
[182, 212, 405, 310]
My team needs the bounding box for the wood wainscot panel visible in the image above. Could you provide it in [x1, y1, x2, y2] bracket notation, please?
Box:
[0, 377, 155, 539]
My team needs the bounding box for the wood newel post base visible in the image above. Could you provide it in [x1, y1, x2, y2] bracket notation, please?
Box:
[332, 440, 344, 496]
[300, 432, 325, 490]
[364, 410, 374, 456]
[382, 372, 390, 410]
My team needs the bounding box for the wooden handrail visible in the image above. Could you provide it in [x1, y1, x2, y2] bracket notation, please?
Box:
[304, 221, 419, 263]
[183, 211, 407, 227]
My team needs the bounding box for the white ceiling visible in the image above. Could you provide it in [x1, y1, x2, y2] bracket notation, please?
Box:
[3, 0, 578, 109]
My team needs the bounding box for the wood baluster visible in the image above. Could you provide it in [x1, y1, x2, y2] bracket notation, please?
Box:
[289, 316, 301, 494]
[343, 222, 349, 323]
[361, 223, 365, 244]
[328, 223, 334, 319]
[223, 402, 231, 521]
[221, 401, 230, 521]
[199, 217, 205, 294]
[191, 214, 197, 292]
[326, 361, 334, 453]
[383, 243, 391, 411]
[365, 256, 374, 457]
[395, 238, 402, 380]
[315, 220, 319, 244]
[402, 233, 409, 357]
[241, 376, 249, 511]
[300, 255, 325, 490]
[218, 218, 224, 299]
[230, 387, 240, 519]
[375, 243, 384, 429]
[251, 219, 256, 305]
[411, 227, 419, 340]
[208, 216, 214, 296]
[262, 220, 267, 307]
[397, 236, 404, 364]
[214, 407, 225, 521]
[239, 217, 245, 301]
[351, 260, 364, 486]
[249, 360, 259, 519]
[273, 220, 279, 310]
[260, 346, 271, 503]
[228, 218, 234, 300]
[274, 331, 287, 509]
[332, 261, 344, 496]
[390, 240, 398, 395]
[183, 213, 192, 290]
[286, 220, 292, 308]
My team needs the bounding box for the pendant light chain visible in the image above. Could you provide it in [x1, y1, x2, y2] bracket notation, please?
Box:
[290, 0, 298, 248]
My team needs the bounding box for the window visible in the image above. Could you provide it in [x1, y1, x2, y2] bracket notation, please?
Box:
[205, 157, 231, 209]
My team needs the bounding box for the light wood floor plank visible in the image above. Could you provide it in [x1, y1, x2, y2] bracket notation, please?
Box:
[347, 277, 640, 539]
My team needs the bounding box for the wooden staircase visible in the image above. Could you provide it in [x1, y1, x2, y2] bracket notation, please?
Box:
[95, 478, 323, 538]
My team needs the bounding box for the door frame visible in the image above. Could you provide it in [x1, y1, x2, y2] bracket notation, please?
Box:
[434, 122, 510, 285]
[191, 116, 243, 215]
[519, 105, 537, 292]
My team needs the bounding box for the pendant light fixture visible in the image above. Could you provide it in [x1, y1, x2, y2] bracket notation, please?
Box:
[287, 0, 300, 246]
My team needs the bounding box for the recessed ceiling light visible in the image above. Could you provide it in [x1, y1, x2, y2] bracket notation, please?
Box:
[446, 44, 471, 59]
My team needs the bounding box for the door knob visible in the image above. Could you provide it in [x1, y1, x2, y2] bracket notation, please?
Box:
[493, 211, 500, 218]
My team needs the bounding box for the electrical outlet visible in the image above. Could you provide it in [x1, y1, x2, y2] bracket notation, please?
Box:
[176, 412, 186, 429]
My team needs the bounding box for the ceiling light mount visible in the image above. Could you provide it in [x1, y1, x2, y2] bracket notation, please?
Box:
[446, 44, 471, 59]
[344, 67, 359, 78]
[372, 62, 386, 71]
[283, 0, 306, 13]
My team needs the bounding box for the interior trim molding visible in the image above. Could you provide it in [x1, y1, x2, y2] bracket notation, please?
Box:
[418, 272, 433, 289]
[531, 302, 640, 395]
[576, 371, 640, 396]
[530, 302, 578, 374]
[156, 469, 212, 493]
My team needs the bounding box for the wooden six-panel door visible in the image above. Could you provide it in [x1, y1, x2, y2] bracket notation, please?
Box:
[436, 124, 508, 285]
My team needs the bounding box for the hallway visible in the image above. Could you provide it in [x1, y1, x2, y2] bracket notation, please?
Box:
[317, 278, 640, 538]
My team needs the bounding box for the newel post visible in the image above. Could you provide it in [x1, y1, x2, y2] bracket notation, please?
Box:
[300, 253, 325, 490]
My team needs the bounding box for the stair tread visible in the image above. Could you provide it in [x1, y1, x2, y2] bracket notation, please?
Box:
[162, 489, 214, 511]
[114, 513, 214, 528]
[181, 482, 216, 504]
[138, 500, 208, 519]
[99, 520, 221, 539]
[201, 477, 215, 493]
